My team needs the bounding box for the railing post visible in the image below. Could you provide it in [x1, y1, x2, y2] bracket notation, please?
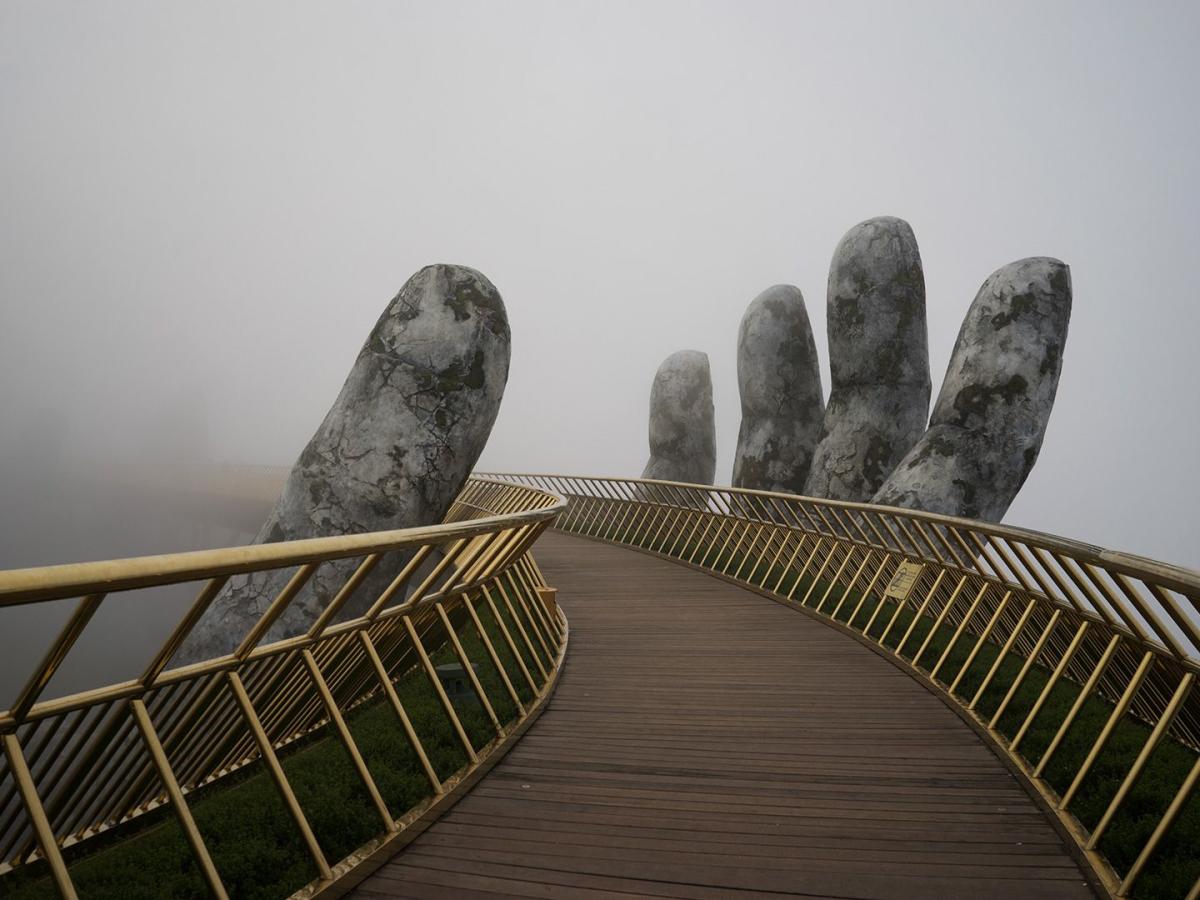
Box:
[129, 699, 229, 900]
[2, 733, 78, 900]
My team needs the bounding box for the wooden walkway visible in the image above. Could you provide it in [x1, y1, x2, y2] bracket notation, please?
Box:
[351, 533, 1096, 900]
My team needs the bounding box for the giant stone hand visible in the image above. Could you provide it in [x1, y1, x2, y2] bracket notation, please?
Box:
[179, 263, 510, 662]
[733, 216, 1070, 523]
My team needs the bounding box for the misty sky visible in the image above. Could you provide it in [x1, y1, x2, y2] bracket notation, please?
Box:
[2, 1, 1199, 569]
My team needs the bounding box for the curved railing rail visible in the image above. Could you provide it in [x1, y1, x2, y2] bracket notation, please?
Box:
[0, 477, 568, 899]
[488, 473, 1200, 900]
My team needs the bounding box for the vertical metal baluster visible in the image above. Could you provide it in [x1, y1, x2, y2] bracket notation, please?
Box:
[357, 631, 443, 793]
[967, 598, 1039, 710]
[479, 586, 539, 694]
[909, 577, 971, 666]
[1119, 753, 1200, 896]
[300, 650, 395, 831]
[463, 593, 526, 714]
[225, 671, 331, 881]
[929, 584, 991, 682]
[813, 549, 858, 613]
[1085, 672, 1195, 848]
[1033, 634, 1122, 778]
[435, 602, 502, 736]
[402, 616, 478, 763]
[880, 570, 945, 649]
[129, 700, 229, 899]
[2, 733, 78, 899]
[1010, 622, 1091, 753]
[785, 538, 827, 601]
[948, 592, 1012, 696]
[988, 609, 1063, 729]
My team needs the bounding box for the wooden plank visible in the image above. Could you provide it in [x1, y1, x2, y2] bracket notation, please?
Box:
[350, 533, 1095, 900]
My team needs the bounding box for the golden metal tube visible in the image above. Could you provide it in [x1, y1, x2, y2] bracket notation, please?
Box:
[757, 524, 794, 589]
[363, 544, 434, 620]
[685, 514, 718, 565]
[1146, 583, 1200, 653]
[436, 602, 502, 732]
[629, 497, 667, 547]
[719, 518, 753, 575]
[1011, 541, 1063, 603]
[664, 509, 700, 558]
[1010, 622, 1091, 753]
[814, 549, 857, 614]
[480, 586, 538, 694]
[968, 598, 1038, 711]
[987, 609, 1063, 729]
[300, 649, 395, 831]
[225, 671, 331, 881]
[129, 699, 229, 899]
[494, 582, 549, 681]
[909, 577, 970, 665]
[463, 593, 525, 714]
[1060, 650, 1156, 810]
[2, 733, 78, 899]
[404, 539, 471, 609]
[233, 563, 319, 659]
[1119, 753, 1200, 895]
[1085, 671, 1194, 848]
[438, 534, 493, 597]
[306, 554, 381, 638]
[402, 616, 478, 763]
[8, 594, 105, 722]
[0, 489, 563, 608]
[1084, 563, 1152, 644]
[709, 515, 740, 570]
[853, 555, 896, 632]
[521, 559, 562, 638]
[829, 552, 876, 620]
[357, 631, 442, 793]
[948, 592, 1012, 696]
[509, 560, 554, 639]
[1113, 573, 1189, 660]
[989, 536, 1039, 594]
[767, 533, 807, 594]
[798, 543, 840, 606]
[891, 571, 950, 655]
[142, 577, 230, 686]
[732, 524, 767, 581]
[930, 584, 990, 682]
[648, 500, 686, 552]
[506, 571, 553, 663]
[1033, 634, 1122, 778]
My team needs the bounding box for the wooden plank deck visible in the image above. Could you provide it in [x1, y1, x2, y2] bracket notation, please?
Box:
[351, 532, 1096, 900]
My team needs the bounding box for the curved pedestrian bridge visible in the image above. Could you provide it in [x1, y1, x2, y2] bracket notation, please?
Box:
[351, 532, 1095, 900]
[0, 474, 1197, 900]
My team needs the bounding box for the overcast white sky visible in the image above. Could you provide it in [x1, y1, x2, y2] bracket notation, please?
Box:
[2, 1, 1198, 568]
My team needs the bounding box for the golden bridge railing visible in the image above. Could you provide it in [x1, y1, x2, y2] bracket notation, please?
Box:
[0, 477, 567, 899]
[489, 473, 1200, 900]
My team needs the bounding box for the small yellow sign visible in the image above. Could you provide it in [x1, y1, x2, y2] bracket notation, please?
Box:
[884, 561, 924, 601]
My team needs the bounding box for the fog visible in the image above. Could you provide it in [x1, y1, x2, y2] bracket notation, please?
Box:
[2, 0, 1198, 600]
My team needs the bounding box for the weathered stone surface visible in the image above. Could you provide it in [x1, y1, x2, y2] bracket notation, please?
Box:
[641, 350, 716, 485]
[873, 257, 1071, 522]
[179, 264, 510, 662]
[805, 216, 931, 501]
[732, 285, 825, 493]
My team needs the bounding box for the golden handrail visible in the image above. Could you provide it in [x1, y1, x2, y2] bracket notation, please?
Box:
[487, 472, 1200, 900]
[0, 477, 569, 899]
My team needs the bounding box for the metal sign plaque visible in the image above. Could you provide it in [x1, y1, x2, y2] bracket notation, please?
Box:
[883, 561, 924, 601]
